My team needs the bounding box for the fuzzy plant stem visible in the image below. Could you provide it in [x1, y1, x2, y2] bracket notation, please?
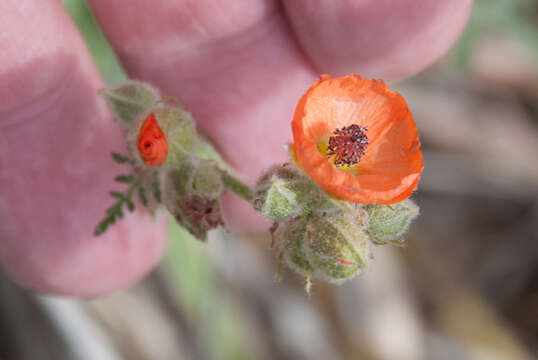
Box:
[221, 172, 253, 202]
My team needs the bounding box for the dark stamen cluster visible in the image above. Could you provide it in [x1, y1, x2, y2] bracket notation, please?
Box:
[326, 124, 369, 166]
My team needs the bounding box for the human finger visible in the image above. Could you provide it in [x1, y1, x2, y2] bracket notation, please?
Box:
[0, 0, 167, 297]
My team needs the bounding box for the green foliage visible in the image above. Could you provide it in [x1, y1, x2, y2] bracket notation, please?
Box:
[94, 180, 138, 235]
[111, 152, 132, 164]
[94, 156, 162, 235]
[114, 175, 135, 183]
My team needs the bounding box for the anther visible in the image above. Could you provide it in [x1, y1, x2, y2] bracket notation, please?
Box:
[326, 124, 369, 166]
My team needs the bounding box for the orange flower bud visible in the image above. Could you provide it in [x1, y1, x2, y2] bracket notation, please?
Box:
[137, 113, 168, 166]
[291, 74, 423, 204]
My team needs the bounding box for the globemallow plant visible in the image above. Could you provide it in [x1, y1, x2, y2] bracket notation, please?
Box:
[96, 74, 423, 293]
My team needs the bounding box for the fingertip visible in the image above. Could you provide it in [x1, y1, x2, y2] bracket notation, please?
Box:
[0, 0, 168, 297]
[283, 0, 473, 80]
[1, 214, 168, 298]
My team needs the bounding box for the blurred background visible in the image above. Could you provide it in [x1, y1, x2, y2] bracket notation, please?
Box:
[1, 0, 538, 359]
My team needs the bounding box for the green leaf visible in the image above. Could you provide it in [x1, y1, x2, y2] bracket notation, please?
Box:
[126, 198, 135, 212]
[138, 186, 148, 206]
[94, 218, 111, 236]
[95, 173, 142, 236]
[106, 206, 118, 216]
[110, 191, 128, 201]
[112, 152, 130, 164]
[115, 175, 135, 183]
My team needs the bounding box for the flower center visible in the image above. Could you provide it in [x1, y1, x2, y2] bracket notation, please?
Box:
[326, 124, 368, 166]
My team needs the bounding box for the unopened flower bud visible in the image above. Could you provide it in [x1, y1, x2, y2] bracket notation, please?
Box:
[277, 220, 313, 276]
[277, 212, 370, 284]
[100, 81, 160, 127]
[366, 199, 419, 245]
[164, 160, 224, 241]
[128, 106, 197, 167]
[164, 161, 195, 203]
[253, 164, 334, 221]
[256, 177, 303, 220]
[192, 160, 223, 200]
[177, 194, 223, 241]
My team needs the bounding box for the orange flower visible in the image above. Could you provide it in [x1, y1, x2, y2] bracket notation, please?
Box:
[291, 74, 423, 204]
[137, 113, 168, 166]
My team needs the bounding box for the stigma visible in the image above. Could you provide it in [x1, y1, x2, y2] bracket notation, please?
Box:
[326, 124, 369, 166]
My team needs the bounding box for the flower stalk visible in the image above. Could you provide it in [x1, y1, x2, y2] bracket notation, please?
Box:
[221, 172, 253, 202]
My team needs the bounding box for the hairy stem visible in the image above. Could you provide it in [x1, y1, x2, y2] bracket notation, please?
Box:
[221, 172, 253, 202]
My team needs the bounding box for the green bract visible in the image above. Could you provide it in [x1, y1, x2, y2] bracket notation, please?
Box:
[100, 81, 160, 127]
[253, 165, 334, 221]
[366, 200, 419, 245]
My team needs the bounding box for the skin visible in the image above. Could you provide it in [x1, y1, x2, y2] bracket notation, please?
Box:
[0, 0, 472, 297]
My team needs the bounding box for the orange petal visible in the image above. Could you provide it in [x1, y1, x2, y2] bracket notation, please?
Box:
[292, 74, 423, 204]
[137, 113, 169, 166]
